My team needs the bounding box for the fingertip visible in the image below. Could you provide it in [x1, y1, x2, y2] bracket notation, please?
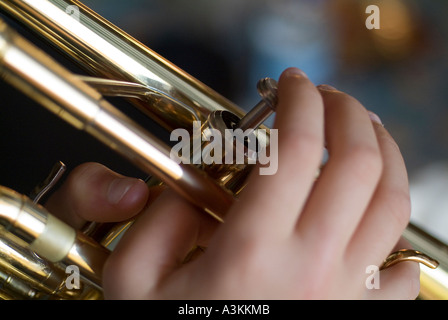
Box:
[274, 68, 323, 130]
[367, 111, 384, 126]
[280, 67, 308, 79]
[83, 167, 150, 222]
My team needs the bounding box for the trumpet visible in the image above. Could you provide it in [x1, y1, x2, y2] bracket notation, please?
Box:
[0, 0, 446, 299]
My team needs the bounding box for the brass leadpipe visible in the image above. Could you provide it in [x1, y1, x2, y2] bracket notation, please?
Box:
[0, 0, 244, 131]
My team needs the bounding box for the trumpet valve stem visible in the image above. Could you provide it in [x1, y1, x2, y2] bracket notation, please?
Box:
[237, 77, 278, 131]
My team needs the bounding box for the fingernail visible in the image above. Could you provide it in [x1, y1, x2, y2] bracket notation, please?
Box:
[107, 178, 137, 204]
[368, 111, 383, 126]
[284, 67, 308, 78]
[317, 84, 338, 92]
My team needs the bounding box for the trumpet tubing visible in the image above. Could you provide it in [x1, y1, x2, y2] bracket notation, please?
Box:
[0, 0, 446, 299]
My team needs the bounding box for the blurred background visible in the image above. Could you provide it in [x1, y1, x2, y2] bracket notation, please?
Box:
[0, 0, 447, 243]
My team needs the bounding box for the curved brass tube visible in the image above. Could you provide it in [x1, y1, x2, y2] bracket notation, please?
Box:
[381, 249, 439, 270]
[0, 0, 244, 131]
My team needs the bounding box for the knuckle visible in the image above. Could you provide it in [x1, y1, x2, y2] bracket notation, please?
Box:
[278, 128, 324, 172]
[337, 143, 383, 184]
[66, 162, 107, 192]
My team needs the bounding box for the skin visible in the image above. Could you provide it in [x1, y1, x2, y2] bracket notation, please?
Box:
[45, 68, 420, 299]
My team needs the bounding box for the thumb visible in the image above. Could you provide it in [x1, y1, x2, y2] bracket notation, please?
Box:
[45, 162, 150, 228]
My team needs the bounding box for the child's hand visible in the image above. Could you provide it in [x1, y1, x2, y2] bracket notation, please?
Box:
[46, 68, 419, 299]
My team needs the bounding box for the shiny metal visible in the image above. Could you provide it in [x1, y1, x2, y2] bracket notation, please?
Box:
[30, 161, 66, 204]
[0, 186, 108, 289]
[0, 0, 245, 131]
[0, 20, 233, 222]
[237, 78, 278, 132]
[381, 249, 439, 270]
[0, 0, 445, 300]
[403, 223, 448, 299]
[0, 268, 39, 299]
[78, 76, 199, 118]
[0, 230, 102, 299]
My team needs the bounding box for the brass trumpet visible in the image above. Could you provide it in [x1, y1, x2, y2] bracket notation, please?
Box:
[0, 0, 446, 299]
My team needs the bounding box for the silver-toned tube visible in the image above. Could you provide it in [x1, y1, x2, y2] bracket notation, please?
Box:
[0, 268, 39, 299]
[0, 235, 71, 298]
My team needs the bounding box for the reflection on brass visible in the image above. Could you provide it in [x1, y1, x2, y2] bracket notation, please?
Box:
[403, 224, 448, 300]
[0, 19, 234, 221]
[30, 161, 67, 204]
[381, 249, 439, 271]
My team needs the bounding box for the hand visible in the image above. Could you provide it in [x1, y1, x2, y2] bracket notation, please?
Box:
[46, 68, 419, 299]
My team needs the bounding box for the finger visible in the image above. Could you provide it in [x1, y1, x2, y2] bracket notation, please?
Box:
[102, 189, 219, 299]
[298, 86, 383, 252]
[45, 162, 150, 229]
[346, 114, 411, 267]
[225, 67, 325, 238]
[366, 262, 420, 299]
